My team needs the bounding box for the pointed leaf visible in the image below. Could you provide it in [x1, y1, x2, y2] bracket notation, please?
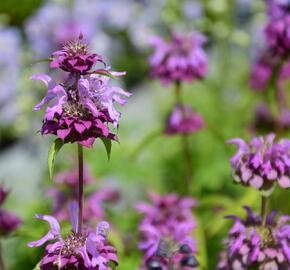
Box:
[33, 262, 41, 270]
[100, 137, 112, 160]
[31, 58, 52, 65]
[90, 69, 115, 79]
[48, 138, 63, 180]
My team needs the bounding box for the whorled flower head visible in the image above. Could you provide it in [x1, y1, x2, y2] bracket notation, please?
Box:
[227, 134, 290, 191]
[28, 209, 118, 270]
[32, 38, 131, 147]
[217, 207, 290, 270]
[47, 168, 119, 223]
[149, 32, 208, 85]
[0, 185, 22, 236]
[164, 104, 204, 136]
[50, 35, 104, 75]
[136, 192, 198, 270]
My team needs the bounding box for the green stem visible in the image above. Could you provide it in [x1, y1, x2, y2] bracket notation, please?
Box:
[0, 241, 5, 270]
[261, 195, 269, 227]
[77, 144, 84, 234]
[174, 81, 192, 193]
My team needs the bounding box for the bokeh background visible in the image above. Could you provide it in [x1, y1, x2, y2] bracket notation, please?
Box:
[0, 0, 289, 269]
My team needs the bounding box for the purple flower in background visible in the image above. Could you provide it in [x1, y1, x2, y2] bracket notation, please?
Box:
[217, 207, 290, 270]
[0, 185, 22, 236]
[165, 104, 204, 135]
[149, 32, 208, 85]
[55, 165, 94, 186]
[264, 0, 290, 56]
[136, 192, 198, 269]
[31, 37, 131, 147]
[250, 103, 290, 133]
[28, 212, 118, 270]
[47, 168, 119, 223]
[25, 0, 110, 59]
[227, 134, 290, 190]
[0, 26, 21, 125]
[249, 48, 279, 91]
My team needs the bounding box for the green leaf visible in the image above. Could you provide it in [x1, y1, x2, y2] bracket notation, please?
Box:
[91, 69, 115, 79]
[48, 138, 63, 180]
[31, 58, 52, 65]
[100, 137, 112, 160]
[33, 262, 41, 270]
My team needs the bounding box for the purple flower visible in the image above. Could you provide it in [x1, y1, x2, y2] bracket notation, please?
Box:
[47, 168, 119, 223]
[50, 35, 104, 75]
[227, 134, 290, 190]
[217, 207, 290, 270]
[249, 48, 279, 91]
[250, 103, 290, 133]
[0, 185, 22, 236]
[55, 165, 94, 186]
[28, 211, 118, 270]
[31, 37, 131, 147]
[149, 32, 208, 85]
[165, 104, 204, 135]
[136, 192, 198, 269]
[264, 0, 290, 56]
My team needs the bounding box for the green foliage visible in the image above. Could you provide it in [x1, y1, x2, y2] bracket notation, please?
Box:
[48, 138, 63, 181]
[100, 137, 112, 160]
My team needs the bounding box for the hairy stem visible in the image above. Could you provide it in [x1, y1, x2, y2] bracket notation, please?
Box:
[261, 195, 269, 227]
[77, 144, 84, 234]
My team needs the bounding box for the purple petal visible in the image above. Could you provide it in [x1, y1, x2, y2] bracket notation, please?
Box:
[28, 215, 61, 247]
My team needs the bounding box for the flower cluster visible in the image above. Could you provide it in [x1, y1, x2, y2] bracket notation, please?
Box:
[149, 32, 208, 85]
[227, 134, 290, 191]
[0, 186, 22, 236]
[28, 212, 118, 270]
[32, 35, 131, 147]
[165, 104, 204, 135]
[217, 207, 290, 270]
[47, 167, 119, 223]
[136, 192, 199, 270]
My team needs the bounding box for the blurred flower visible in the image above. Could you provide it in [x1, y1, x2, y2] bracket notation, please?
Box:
[164, 104, 204, 136]
[250, 103, 290, 133]
[47, 167, 119, 223]
[25, 0, 110, 59]
[28, 211, 118, 270]
[0, 185, 21, 236]
[149, 32, 208, 85]
[249, 48, 279, 91]
[136, 192, 198, 269]
[265, 0, 290, 56]
[227, 134, 290, 190]
[217, 207, 290, 270]
[55, 165, 94, 186]
[31, 37, 131, 147]
[0, 26, 21, 125]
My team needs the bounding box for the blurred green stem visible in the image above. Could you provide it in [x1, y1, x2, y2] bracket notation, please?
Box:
[261, 195, 269, 227]
[0, 241, 5, 270]
[174, 81, 192, 193]
[77, 144, 84, 234]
